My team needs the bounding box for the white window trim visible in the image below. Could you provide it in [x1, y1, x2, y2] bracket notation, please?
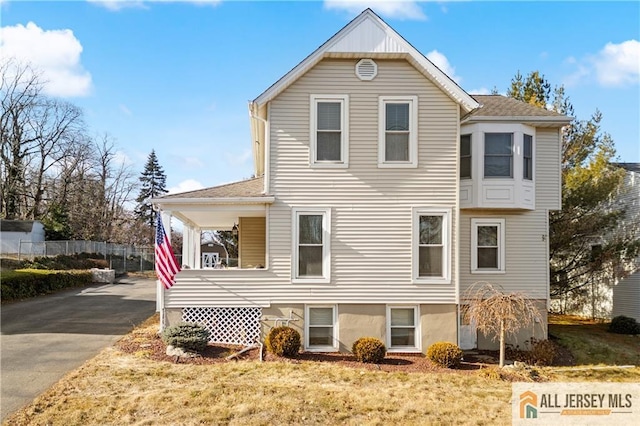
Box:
[305, 305, 339, 352]
[471, 218, 506, 274]
[386, 305, 422, 353]
[523, 133, 534, 181]
[412, 207, 451, 284]
[378, 95, 418, 168]
[291, 207, 331, 284]
[310, 95, 349, 168]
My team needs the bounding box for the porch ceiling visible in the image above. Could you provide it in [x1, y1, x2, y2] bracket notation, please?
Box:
[172, 206, 267, 229]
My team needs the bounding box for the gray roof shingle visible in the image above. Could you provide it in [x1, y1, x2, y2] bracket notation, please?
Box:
[0, 220, 36, 232]
[158, 176, 265, 200]
[465, 95, 570, 120]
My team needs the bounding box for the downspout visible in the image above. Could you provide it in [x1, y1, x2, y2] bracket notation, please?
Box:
[249, 102, 269, 195]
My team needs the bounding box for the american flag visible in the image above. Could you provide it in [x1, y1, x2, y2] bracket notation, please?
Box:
[155, 214, 181, 289]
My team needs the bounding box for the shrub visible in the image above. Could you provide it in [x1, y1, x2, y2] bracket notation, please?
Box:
[527, 338, 557, 366]
[0, 269, 93, 301]
[609, 315, 640, 335]
[426, 341, 463, 368]
[352, 337, 386, 363]
[265, 326, 301, 357]
[161, 322, 211, 352]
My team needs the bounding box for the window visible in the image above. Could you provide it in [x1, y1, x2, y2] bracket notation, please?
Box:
[310, 95, 349, 167]
[412, 208, 451, 283]
[471, 218, 506, 273]
[305, 305, 337, 351]
[292, 208, 331, 283]
[484, 133, 513, 177]
[387, 306, 420, 352]
[378, 96, 418, 168]
[523, 134, 533, 180]
[460, 134, 471, 179]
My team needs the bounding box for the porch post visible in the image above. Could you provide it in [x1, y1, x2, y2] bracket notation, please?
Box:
[195, 227, 202, 269]
[157, 211, 172, 331]
[182, 224, 192, 269]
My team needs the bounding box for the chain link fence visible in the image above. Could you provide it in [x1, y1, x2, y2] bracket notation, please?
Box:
[15, 240, 155, 274]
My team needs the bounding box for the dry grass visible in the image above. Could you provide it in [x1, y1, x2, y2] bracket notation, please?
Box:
[4, 315, 640, 426]
[548, 314, 640, 365]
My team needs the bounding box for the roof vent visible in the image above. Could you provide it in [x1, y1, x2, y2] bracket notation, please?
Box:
[356, 58, 377, 81]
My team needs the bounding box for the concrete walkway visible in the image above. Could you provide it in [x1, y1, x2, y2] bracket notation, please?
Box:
[1, 276, 157, 421]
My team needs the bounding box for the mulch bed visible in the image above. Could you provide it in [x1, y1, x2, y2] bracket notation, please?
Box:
[115, 316, 575, 373]
[115, 327, 536, 373]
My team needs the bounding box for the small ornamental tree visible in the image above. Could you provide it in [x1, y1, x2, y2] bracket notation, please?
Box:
[463, 282, 543, 367]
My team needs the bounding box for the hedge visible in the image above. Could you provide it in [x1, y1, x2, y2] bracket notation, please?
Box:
[1, 269, 93, 302]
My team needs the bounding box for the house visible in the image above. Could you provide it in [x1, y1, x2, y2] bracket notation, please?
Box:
[0, 220, 46, 255]
[611, 163, 640, 321]
[152, 9, 571, 352]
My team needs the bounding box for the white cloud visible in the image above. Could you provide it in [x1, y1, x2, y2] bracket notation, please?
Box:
[114, 150, 132, 166]
[564, 39, 639, 88]
[324, 0, 427, 20]
[469, 87, 491, 95]
[182, 156, 205, 168]
[593, 40, 639, 87]
[426, 49, 461, 83]
[224, 149, 252, 167]
[0, 22, 92, 97]
[168, 179, 205, 194]
[119, 104, 132, 116]
[88, 0, 221, 11]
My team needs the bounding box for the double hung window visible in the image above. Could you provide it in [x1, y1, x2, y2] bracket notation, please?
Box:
[460, 134, 471, 179]
[378, 96, 418, 167]
[292, 208, 331, 283]
[471, 218, 506, 273]
[387, 306, 420, 352]
[306, 306, 337, 351]
[413, 208, 450, 283]
[310, 95, 349, 167]
[523, 134, 533, 180]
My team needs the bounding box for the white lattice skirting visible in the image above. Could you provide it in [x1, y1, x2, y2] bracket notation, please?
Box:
[182, 307, 262, 347]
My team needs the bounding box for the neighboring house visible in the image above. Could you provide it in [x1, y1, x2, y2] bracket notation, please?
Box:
[0, 220, 45, 254]
[152, 9, 571, 352]
[611, 163, 640, 321]
[200, 242, 229, 268]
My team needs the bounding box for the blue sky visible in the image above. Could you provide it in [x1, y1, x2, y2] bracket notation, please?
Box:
[2, 0, 639, 195]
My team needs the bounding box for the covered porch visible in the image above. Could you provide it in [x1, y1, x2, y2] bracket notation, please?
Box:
[152, 177, 274, 271]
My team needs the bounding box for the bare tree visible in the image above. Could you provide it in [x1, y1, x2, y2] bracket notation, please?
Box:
[1, 59, 85, 219]
[462, 282, 543, 367]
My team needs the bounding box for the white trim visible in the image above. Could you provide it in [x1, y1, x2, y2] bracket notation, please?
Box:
[386, 305, 421, 353]
[152, 197, 275, 206]
[291, 207, 331, 284]
[305, 305, 339, 352]
[471, 218, 506, 274]
[252, 10, 478, 113]
[378, 95, 418, 168]
[412, 207, 451, 284]
[310, 95, 350, 168]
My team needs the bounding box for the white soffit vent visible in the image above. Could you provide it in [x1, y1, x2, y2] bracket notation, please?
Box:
[355, 58, 377, 81]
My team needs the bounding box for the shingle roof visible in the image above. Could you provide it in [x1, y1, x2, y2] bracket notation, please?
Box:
[0, 220, 36, 233]
[158, 176, 265, 200]
[613, 163, 640, 173]
[464, 95, 570, 121]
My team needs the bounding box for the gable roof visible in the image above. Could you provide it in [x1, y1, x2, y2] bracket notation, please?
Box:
[153, 176, 270, 203]
[613, 162, 640, 173]
[463, 95, 572, 127]
[250, 9, 479, 113]
[0, 220, 37, 233]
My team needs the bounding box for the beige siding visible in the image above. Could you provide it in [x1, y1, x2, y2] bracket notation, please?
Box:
[239, 217, 266, 268]
[535, 128, 561, 210]
[267, 58, 459, 304]
[613, 271, 640, 321]
[459, 209, 549, 299]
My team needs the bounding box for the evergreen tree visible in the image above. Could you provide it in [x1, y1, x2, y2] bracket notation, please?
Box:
[506, 71, 639, 314]
[135, 150, 168, 242]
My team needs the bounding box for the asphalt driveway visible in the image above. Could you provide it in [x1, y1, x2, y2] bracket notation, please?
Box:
[1, 276, 157, 421]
